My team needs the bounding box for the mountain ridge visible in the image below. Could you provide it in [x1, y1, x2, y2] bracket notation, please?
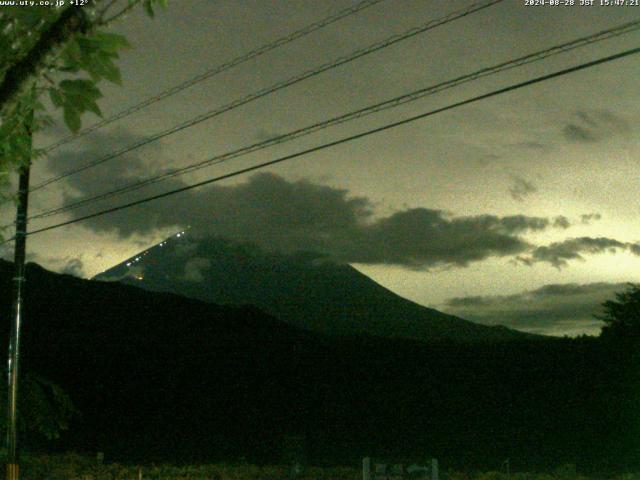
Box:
[94, 232, 540, 343]
[0, 259, 632, 472]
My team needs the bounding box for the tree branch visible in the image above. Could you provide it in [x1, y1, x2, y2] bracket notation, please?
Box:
[0, 2, 102, 117]
[98, 0, 142, 27]
[96, 0, 120, 21]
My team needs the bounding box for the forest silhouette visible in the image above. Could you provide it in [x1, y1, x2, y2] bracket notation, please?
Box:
[0, 261, 638, 474]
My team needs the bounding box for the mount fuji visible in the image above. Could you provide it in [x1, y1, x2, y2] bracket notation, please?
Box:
[94, 230, 537, 343]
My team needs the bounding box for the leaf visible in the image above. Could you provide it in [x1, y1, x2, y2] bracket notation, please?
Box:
[11, 9, 48, 30]
[65, 32, 127, 85]
[63, 107, 81, 133]
[49, 88, 64, 108]
[59, 79, 102, 100]
[0, 117, 19, 139]
[84, 99, 102, 117]
[142, 0, 169, 17]
[86, 53, 122, 85]
[93, 32, 131, 54]
[144, 0, 155, 17]
[77, 36, 102, 56]
[103, 66, 122, 85]
[0, 2, 155, 205]
[59, 38, 82, 70]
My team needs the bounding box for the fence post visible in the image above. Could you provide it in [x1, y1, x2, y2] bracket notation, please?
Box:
[363, 457, 371, 480]
[431, 459, 438, 480]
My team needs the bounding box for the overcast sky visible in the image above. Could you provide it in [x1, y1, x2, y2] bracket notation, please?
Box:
[3, 0, 640, 336]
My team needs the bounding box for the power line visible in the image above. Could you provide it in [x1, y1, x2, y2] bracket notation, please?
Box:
[40, 0, 389, 154]
[11, 45, 640, 242]
[30, 0, 504, 192]
[25, 17, 640, 222]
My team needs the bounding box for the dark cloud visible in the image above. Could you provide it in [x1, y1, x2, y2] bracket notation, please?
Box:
[580, 213, 602, 225]
[443, 282, 631, 336]
[181, 257, 211, 282]
[553, 216, 570, 229]
[488, 214, 556, 233]
[563, 124, 597, 143]
[509, 175, 537, 202]
[341, 209, 538, 268]
[44, 136, 581, 269]
[46, 132, 606, 270]
[511, 141, 549, 151]
[44, 130, 164, 203]
[562, 110, 630, 144]
[516, 237, 640, 269]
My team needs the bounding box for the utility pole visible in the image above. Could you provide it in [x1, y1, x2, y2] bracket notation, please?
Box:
[5, 107, 33, 480]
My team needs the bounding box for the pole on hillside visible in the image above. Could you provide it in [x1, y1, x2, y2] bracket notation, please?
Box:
[6, 115, 32, 480]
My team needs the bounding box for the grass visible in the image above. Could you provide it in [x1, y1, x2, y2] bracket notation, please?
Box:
[16, 454, 360, 480]
[9, 455, 639, 480]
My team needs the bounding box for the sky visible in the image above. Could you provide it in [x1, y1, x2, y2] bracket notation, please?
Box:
[2, 0, 640, 337]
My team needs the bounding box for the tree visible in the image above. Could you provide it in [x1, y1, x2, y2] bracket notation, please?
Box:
[0, 371, 77, 442]
[597, 283, 640, 339]
[0, 0, 168, 452]
[0, 0, 167, 203]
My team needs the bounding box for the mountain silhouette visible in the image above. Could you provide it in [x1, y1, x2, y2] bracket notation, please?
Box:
[94, 231, 536, 343]
[0, 260, 634, 472]
[0, 259, 326, 461]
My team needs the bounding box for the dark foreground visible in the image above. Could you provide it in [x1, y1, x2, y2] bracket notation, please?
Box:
[1, 262, 639, 473]
[5, 455, 636, 480]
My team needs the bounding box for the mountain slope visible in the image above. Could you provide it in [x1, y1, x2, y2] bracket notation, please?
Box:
[0, 259, 328, 460]
[94, 232, 537, 343]
[0, 260, 631, 471]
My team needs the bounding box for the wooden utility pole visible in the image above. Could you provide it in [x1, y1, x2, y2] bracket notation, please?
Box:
[5, 110, 33, 480]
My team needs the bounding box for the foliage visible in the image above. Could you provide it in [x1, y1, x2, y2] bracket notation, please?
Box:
[596, 283, 640, 339]
[14, 455, 361, 480]
[143, 0, 168, 18]
[475, 472, 511, 480]
[0, 370, 78, 440]
[0, 90, 37, 200]
[9, 456, 640, 480]
[0, 0, 168, 200]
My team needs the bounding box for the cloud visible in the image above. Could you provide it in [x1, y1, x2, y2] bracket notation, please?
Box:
[511, 141, 549, 151]
[342, 209, 540, 268]
[46, 133, 607, 270]
[580, 213, 602, 225]
[182, 257, 211, 282]
[562, 110, 630, 144]
[443, 282, 632, 336]
[553, 216, 570, 229]
[0, 240, 12, 261]
[516, 236, 640, 269]
[42, 129, 166, 206]
[509, 175, 537, 202]
[563, 124, 597, 143]
[60, 258, 84, 277]
[44, 134, 578, 269]
[27, 254, 86, 277]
